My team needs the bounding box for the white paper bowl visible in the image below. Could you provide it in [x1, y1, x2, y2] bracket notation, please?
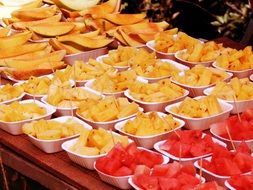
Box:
[94, 148, 169, 189]
[114, 112, 185, 149]
[175, 50, 214, 68]
[0, 99, 56, 135]
[27, 116, 92, 153]
[136, 59, 189, 83]
[224, 180, 236, 190]
[165, 96, 233, 130]
[41, 87, 103, 117]
[154, 134, 227, 165]
[171, 72, 233, 97]
[204, 86, 253, 114]
[85, 79, 125, 98]
[146, 40, 176, 60]
[96, 54, 129, 72]
[250, 74, 253, 82]
[76, 107, 143, 130]
[0, 85, 25, 105]
[213, 61, 253, 79]
[124, 89, 189, 112]
[194, 157, 251, 186]
[62, 131, 132, 170]
[210, 123, 253, 151]
[128, 174, 205, 190]
[64, 47, 108, 65]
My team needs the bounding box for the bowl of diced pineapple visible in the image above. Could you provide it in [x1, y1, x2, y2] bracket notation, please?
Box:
[0, 84, 25, 105]
[174, 41, 223, 68]
[0, 100, 56, 135]
[165, 95, 233, 130]
[171, 65, 232, 97]
[85, 70, 137, 98]
[212, 46, 253, 78]
[124, 79, 189, 112]
[23, 116, 92, 153]
[76, 96, 143, 130]
[204, 77, 253, 114]
[62, 127, 131, 170]
[41, 86, 103, 117]
[146, 29, 200, 60]
[114, 111, 185, 149]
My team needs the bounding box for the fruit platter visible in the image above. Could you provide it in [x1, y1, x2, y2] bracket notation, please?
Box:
[0, 0, 253, 189]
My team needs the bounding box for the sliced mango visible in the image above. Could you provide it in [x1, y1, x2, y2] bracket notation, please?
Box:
[104, 13, 146, 25]
[0, 31, 32, 49]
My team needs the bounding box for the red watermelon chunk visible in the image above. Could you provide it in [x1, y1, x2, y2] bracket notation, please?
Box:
[193, 181, 225, 190]
[229, 174, 253, 190]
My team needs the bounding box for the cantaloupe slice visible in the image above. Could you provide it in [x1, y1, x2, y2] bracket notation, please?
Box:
[0, 46, 52, 66]
[5, 50, 66, 69]
[106, 29, 127, 45]
[49, 38, 81, 54]
[118, 29, 143, 47]
[80, 0, 121, 18]
[93, 18, 117, 32]
[58, 30, 100, 40]
[29, 22, 75, 37]
[0, 31, 32, 49]
[12, 14, 62, 30]
[57, 35, 113, 49]
[0, 42, 48, 58]
[103, 13, 146, 25]
[21, 0, 43, 9]
[12, 5, 57, 21]
[121, 21, 169, 34]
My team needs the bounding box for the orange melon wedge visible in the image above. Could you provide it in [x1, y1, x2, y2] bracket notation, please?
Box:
[103, 13, 146, 25]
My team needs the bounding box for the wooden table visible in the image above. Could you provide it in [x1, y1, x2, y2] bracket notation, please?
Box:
[0, 129, 117, 190]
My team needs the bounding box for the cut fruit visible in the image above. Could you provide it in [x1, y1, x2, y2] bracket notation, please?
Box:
[0, 46, 52, 66]
[11, 5, 57, 21]
[49, 38, 81, 54]
[57, 35, 113, 49]
[118, 29, 143, 47]
[29, 22, 75, 37]
[80, 0, 121, 18]
[121, 21, 169, 34]
[59, 0, 100, 11]
[0, 43, 48, 59]
[93, 18, 117, 32]
[0, 31, 32, 49]
[12, 14, 62, 30]
[4, 50, 66, 69]
[21, 0, 43, 9]
[106, 29, 127, 45]
[59, 29, 100, 40]
[104, 13, 146, 25]
[9, 61, 66, 80]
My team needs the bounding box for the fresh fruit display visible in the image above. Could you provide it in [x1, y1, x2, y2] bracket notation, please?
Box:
[95, 142, 164, 176]
[46, 84, 101, 108]
[57, 33, 114, 50]
[170, 95, 222, 118]
[154, 29, 199, 53]
[200, 142, 253, 176]
[77, 96, 139, 122]
[90, 70, 137, 93]
[129, 49, 181, 78]
[123, 112, 180, 136]
[70, 127, 129, 155]
[22, 118, 84, 140]
[160, 130, 218, 158]
[216, 46, 253, 71]
[101, 46, 138, 67]
[0, 84, 24, 102]
[172, 65, 229, 86]
[210, 77, 253, 101]
[107, 21, 169, 46]
[211, 108, 253, 140]
[53, 59, 116, 82]
[128, 79, 186, 102]
[177, 41, 223, 62]
[132, 162, 201, 190]
[2, 49, 66, 80]
[0, 101, 46, 122]
[228, 173, 253, 190]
